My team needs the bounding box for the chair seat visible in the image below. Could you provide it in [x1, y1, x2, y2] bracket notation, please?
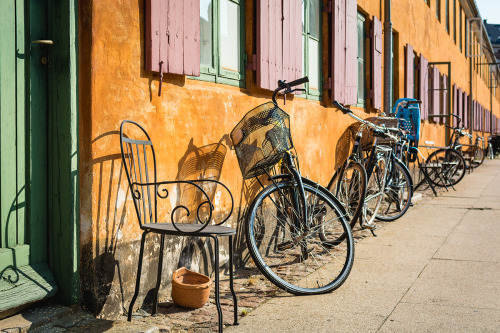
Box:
[142, 223, 236, 236]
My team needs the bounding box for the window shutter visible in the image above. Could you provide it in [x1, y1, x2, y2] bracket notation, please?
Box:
[331, 0, 346, 103]
[453, 84, 457, 127]
[431, 66, 439, 120]
[330, 0, 357, 105]
[419, 55, 429, 121]
[344, 0, 358, 105]
[458, 88, 463, 127]
[145, 0, 200, 75]
[371, 16, 382, 110]
[256, 0, 301, 90]
[441, 74, 448, 124]
[282, 0, 302, 82]
[405, 44, 414, 98]
[463, 93, 468, 129]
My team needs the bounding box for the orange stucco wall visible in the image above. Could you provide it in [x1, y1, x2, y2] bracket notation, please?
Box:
[78, 0, 499, 317]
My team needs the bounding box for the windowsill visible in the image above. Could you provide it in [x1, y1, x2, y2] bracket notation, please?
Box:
[296, 93, 322, 102]
[189, 72, 245, 88]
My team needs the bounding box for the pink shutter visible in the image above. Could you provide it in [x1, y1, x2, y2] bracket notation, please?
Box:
[256, 0, 272, 90]
[145, 0, 200, 75]
[453, 84, 457, 127]
[405, 44, 414, 98]
[331, 0, 346, 103]
[371, 16, 382, 110]
[282, 0, 302, 82]
[458, 88, 463, 128]
[344, 0, 358, 105]
[419, 55, 429, 121]
[183, 0, 201, 75]
[431, 66, 439, 120]
[146, 0, 161, 72]
[257, 0, 300, 90]
[463, 93, 468, 129]
[442, 74, 448, 124]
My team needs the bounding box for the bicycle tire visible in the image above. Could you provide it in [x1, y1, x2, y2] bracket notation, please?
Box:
[424, 148, 466, 187]
[471, 146, 485, 168]
[376, 159, 413, 221]
[245, 180, 354, 295]
[361, 154, 387, 227]
[327, 160, 367, 228]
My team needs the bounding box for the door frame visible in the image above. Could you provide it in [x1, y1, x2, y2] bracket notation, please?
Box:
[47, 0, 80, 304]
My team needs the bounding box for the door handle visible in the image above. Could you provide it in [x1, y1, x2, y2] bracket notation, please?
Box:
[32, 40, 53, 45]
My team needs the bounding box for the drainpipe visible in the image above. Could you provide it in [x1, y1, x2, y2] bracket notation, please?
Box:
[383, 0, 392, 114]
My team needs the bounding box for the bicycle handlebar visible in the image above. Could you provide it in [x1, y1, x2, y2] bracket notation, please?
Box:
[272, 76, 309, 105]
[333, 100, 399, 142]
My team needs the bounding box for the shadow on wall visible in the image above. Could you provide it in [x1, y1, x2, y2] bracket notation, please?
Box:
[81, 129, 238, 319]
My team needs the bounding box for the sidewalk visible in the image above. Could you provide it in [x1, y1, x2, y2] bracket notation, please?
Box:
[228, 159, 500, 332]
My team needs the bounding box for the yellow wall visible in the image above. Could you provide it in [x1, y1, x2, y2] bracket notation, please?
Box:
[78, 0, 500, 317]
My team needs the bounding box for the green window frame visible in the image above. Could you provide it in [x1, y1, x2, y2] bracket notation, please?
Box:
[301, 0, 322, 100]
[356, 12, 366, 107]
[196, 0, 245, 87]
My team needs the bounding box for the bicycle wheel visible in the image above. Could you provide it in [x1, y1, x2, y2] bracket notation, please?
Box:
[327, 160, 367, 228]
[361, 154, 387, 227]
[246, 180, 354, 295]
[472, 147, 485, 168]
[377, 159, 412, 221]
[425, 149, 466, 187]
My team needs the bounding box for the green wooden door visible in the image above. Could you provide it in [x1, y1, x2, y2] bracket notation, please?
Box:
[0, 0, 57, 312]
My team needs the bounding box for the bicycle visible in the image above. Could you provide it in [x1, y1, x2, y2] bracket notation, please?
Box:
[231, 77, 355, 295]
[329, 101, 401, 231]
[419, 114, 467, 188]
[461, 134, 486, 169]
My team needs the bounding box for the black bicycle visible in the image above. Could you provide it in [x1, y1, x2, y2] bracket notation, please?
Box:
[231, 77, 355, 295]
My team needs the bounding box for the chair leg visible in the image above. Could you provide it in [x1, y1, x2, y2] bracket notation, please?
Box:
[212, 236, 223, 332]
[152, 234, 166, 315]
[128, 231, 148, 321]
[229, 235, 239, 325]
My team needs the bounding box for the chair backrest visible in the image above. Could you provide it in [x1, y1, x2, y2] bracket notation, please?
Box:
[120, 120, 158, 228]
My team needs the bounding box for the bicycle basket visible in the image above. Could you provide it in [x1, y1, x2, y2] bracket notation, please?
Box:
[360, 116, 400, 150]
[231, 103, 293, 179]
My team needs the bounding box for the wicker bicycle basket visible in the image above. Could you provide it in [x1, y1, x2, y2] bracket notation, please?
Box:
[231, 103, 293, 179]
[360, 116, 400, 150]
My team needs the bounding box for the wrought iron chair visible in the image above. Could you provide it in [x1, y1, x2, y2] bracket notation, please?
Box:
[120, 120, 238, 332]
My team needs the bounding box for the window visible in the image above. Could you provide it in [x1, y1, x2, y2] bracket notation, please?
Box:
[445, 0, 449, 32]
[357, 12, 365, 106]
[436, 0, 441, 21]
[392, 31, 399, 105]
[302, 0, 322, 98]
[199, 0, 245, 87]
[459, 6, 462, 52]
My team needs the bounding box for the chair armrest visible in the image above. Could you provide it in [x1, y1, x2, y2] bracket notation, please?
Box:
[131, 180, 213, 234]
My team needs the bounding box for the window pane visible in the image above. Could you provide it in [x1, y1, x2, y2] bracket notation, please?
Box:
[302, 0, 306, 33]
[220, 0, 240, 73]
[357, 59, 364, 102]
[309, 0, 320, 39]
[357, 18, 364, 58]
[308, 38, 320, 91]
[200, 0, 213, 67]
[302, 34, 306, 77]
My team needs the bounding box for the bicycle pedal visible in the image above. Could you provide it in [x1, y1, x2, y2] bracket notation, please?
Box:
[276, 241, 294, 251]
